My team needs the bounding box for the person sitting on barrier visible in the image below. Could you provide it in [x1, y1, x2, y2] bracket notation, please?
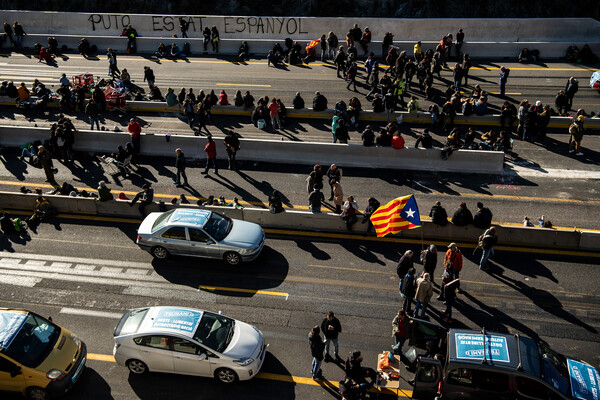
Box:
[555, 90, 568, 116]
[341, 196, 359, 231]
[441, 129, 462, 160]
[78, 38, 91, 57]
[494, 130, 513, 152]
[414, 129, 433, 149]
[361, 125, 375, 147]
[0, 81, 8, 96]
[479, 130, 497, 149]
[218, 90, 229, 105]
[392, 132, 405, 150]
[313, 91, 328, 112]
[268, 190, 285, 214]
[120, 68, 131, 88]
[564, 45, 579, 63]
[27, 195, 57, 226]
[38, 46, 53, 64]
[16, 82, 30, 103]
[518, 48, 534, 63]
[97, 181, 113, 202]
[348, 97, 361, 127]
[232, 90, 244, 107]
[473, 97, 488, 116]
[500, 101, 517, 128]
[292, 92, 304, 109]
[129, 184, 154, 217]
[149, 85, 164, 101]
[47, 37, 58, 55]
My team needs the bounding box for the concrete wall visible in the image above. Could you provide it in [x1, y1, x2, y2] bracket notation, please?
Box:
[2, 11, 600, 42]
[0, 191, 595, 251]
[0, 125, 506, 174]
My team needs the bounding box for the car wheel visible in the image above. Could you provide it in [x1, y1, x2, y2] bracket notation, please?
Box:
[215, 368, 238, 383]
[151, 246, 170, 260]
[224, 251, 242, 266]
[127, 359, 148, 374]
[26, 387, 50, 400]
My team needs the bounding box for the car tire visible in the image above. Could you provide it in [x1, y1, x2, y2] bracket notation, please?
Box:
[26, 387, 50, 400]
[151, 246, 170, 260]
[224, 251, 241, 266]
[215, 367, 238, 383]
[127, 359, 148, 374]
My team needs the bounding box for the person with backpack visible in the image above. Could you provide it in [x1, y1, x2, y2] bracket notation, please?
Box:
[479, 226, 497, 271]
[400, 267, 417, 315]
[308, 326, 325, 381]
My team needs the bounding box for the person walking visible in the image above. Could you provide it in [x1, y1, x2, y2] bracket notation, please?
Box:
[173, 148, 188, 187]
[308, 185, 325, 214]
[565, 77, 579, 110]
[143, 66, 155, 88]
[202, 135, 218, 175]
[479, 226, 497, 270]
[331, 180, 344, 214]
[499, 66, 510, 97]
[224, 130, 240, 170]
[414, 273, 434, 319]
[421, 245, 438, 285]
[326, 164, 342, 201]
[391, 309, 408, 355]
[442, 277, 459, 323]
[308, 326, 325, 381]
[129, 184, 154, 216]
[85, 99, 100, 130]
[444, 243, 463, 292]
[37, 145, 57, 185]
[178, 17, 189, 38]
[321, 311, 342, 362]
[128, 118, 142, 157]
[400, 267, 417, 315]
[396, 250, 414, 279]
[569, 115, 585, 156]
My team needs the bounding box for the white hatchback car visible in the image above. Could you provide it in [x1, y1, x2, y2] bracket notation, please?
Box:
[113, 307, 266, 383]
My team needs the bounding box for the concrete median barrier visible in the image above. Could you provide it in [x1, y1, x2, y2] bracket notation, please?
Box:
[0, 125, 505, 174]
[0, 191, 595, 252]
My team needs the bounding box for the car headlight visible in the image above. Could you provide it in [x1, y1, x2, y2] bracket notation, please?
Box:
[233, 357, 255, 366]
[47, 369, 66, 380]
[71, 333, 82, 348]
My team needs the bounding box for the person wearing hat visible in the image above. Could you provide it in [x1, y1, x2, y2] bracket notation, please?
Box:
[129, 184, 154, 216]
[444, 242, 463, 291]
[173, 148, 188, 187]
[568, 115, 585, 156]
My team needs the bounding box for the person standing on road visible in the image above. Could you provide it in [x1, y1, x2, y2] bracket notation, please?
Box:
[224, 130, 240, 170]
[421, 245, 438, 285]
[37, 145, 57, 185]
[391, 309, 409, 355]
[129, 184, 154, 216]
[326, 164, 342, 201]
[211, 26, 220, 53]
[473, 202, 493, 229]
[143, 66, 155, 88]
[173, 148, 188, 187]
[396, 250, 414, 280]
[455, 29, 464, 58]
[128, 118, 141, 157]
[568, 115, 585, 156]
[309, 326, 325, 381]
[202, 136, 218, 175]
[414, 272, 434, 318]
[499, 66, 510, 97]
[444, 243, 463, 292]
[308, 185, 325, 214]
[331, 180, 344, 214]
[13, 21, 25, 50]
[178, 17, 189, 38]
[268, 98, 281, 131]
[565, 77, 579, 110]
[400, 267, 417, 315]
[327, 32, 338, 60]
[321, 311, 342, 362]
[479, 226, 497, 271]
[442, 277, 459, 323]
[85, 99, 100, 130]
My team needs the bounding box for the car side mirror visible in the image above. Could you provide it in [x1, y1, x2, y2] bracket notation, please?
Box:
[48, 316, 53, 322]
[10, 366, 22, 377]
[198, 353, 207, 361]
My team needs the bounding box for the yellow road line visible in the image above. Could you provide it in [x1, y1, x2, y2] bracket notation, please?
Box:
[199, 285, 289, 298]
[85, 353, 409, 395]
[216, 83, 271, 87]
[489, 92, 521, 95]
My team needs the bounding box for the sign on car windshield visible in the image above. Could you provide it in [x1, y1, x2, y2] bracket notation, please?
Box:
[152, 308, 202, 334]
[455, 333, 510, 363]
[170, 209, 211, 226]
[0, 312, 28, 349]
[567, 359, 600, 400]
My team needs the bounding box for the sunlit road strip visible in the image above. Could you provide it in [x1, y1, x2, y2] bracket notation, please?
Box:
[198, 285, 289, 299]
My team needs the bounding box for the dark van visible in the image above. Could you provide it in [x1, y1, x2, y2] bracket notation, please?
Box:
[409, 322, 600, 400]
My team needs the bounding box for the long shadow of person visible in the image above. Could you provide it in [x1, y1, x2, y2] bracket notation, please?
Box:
[486, 267, 596, 334]
[293, 239, 331, 261]
[490, 252, 558, 283]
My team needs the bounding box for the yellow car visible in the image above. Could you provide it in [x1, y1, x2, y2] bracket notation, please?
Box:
[0, 308, 86, 399]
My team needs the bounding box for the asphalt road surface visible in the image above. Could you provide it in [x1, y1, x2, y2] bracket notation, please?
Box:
[0, 217, 599, 399]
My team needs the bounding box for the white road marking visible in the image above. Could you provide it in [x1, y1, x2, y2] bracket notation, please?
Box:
[59, 307, 123, 319]
[506, 165, 600, 179]
[0, 275, 41, 287]
[0, 252, 151, 269]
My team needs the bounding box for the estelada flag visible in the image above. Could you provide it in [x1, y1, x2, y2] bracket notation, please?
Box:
[370, 195, 421, 237]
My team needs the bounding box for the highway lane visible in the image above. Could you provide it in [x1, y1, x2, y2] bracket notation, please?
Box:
[1, 53, 599, 115]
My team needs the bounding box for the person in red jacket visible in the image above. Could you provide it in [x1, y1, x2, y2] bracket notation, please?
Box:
[444, 242, 463, 292]
[201, 135, 218, 175]
[128, 118, 142, 157]
[391, 132, 405, 149]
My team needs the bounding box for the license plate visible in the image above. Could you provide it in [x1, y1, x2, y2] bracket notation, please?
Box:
[72, 357, 86, 383]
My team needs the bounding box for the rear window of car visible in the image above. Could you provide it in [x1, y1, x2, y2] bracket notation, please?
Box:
[115, 308, 148, 337]
[152, 210, 175, 232]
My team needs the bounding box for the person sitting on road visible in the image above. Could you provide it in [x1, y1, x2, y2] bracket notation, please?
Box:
[170, 43, 183, 58]
[237, 41, 249, 62]
[155, 43, 168, 58]
[345, 351, 376, 388]
[0, 212, 17, 235]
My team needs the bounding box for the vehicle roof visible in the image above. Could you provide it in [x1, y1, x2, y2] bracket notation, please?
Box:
[0, 309, 30, 350]
[137, 306, 205, 339]
[448, 329, 540, 377]
[167, 208, 212, 228]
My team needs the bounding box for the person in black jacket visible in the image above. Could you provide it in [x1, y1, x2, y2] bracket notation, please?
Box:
[174, 148, 187, 187]
[429, 201, 448, 226]
[400, 267, 417, 315]
[421, 245, 438, 285]
[451, 202, 473, 226]
[292, 92, 305, 109]
[473, 202, 493, 229]
[396, 250, 414, 279]
[129, 184, 154, 216]
[361, 126, 375, 147]
[224, 130, 240, 170]
[479, 226, 498, 270]
[415, 129, 433, 149]
[362, 197, 380, 234]
[309, 326, 325, 381]
[321, 311, 342, 361]
[312, 91, 327, 111]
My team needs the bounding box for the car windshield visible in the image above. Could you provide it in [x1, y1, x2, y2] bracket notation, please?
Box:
[192, 312, 235, 353]
[2, 313, 61, 368]
[203, 213, 232, 242]
[152, 210, 175, 232]
[537, 341, 569, 395]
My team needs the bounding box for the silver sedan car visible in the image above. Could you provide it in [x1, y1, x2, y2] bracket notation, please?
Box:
[136, 208, 265, 265]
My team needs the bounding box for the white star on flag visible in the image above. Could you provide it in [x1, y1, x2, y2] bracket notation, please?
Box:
[405, 208, 415, 218]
